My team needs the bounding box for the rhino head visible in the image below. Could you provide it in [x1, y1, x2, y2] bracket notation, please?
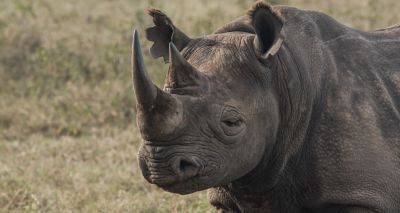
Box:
[133, 3, 284, 195]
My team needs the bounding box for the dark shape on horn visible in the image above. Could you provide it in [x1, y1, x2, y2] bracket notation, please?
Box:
[165, 42, 206, 94]
[132, 29, 158, 110]
[146, 8, 191, 63]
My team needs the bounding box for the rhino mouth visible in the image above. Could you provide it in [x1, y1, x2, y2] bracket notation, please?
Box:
[138, 144, 220, 194]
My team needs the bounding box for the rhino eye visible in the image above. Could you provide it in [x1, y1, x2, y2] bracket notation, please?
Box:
[220, 108, 245, 136]
[222, 118, 242, 127]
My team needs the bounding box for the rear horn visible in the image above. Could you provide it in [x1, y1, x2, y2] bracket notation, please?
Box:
[166, 42, 206, 91]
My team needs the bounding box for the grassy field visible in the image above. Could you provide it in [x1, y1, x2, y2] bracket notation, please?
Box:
[0, 0, 399, 212]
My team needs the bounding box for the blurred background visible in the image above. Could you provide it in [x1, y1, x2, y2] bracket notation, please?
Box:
[0, 0, 398, 212]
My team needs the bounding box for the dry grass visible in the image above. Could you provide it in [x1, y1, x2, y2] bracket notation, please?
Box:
[0, 0, 398, 212]
[0, 127, 212, 212]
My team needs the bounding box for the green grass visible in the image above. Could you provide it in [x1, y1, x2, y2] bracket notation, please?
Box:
[0, 0, 398, 212]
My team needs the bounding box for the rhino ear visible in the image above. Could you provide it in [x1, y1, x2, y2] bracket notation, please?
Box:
[249, 2, 283, 58]
[145, 9, 191, 63]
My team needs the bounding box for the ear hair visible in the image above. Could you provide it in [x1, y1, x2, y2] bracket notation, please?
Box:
[247, 1, 273, 18]
[145, 8, 191, 63]
[147, 8, 173, 27]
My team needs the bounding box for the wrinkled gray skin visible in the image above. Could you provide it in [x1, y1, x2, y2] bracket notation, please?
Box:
[132, 2, 400, 213]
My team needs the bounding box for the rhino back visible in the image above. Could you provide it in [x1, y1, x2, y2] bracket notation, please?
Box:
[294, 7, 400, 212]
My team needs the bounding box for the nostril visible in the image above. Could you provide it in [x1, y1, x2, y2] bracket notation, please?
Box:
[179, 159, 196, 173]
[172, 157, 200, 180]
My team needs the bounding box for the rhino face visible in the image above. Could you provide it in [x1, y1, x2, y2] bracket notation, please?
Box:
[133, 4, 283, 194]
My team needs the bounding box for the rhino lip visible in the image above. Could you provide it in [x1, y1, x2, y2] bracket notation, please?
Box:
[156, 175, 197, 188]
[146, 167, 202, 194]
[158, 177, 203, 195]
[150, 176, 185, 187]
[147, 159, 200, 187]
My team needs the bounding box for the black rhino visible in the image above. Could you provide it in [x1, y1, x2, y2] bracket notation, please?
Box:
[132, 1, 400, 212]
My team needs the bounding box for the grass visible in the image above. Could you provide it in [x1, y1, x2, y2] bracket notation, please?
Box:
[0, 0, 398, 212]
[0, 128, 212, 212]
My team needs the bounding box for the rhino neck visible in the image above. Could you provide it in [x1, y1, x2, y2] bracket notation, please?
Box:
[225, 43, 320, 209]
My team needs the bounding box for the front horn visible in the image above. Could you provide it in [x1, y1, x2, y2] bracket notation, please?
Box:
[132, 30, 183, 140]
[132, 29, 158, 110]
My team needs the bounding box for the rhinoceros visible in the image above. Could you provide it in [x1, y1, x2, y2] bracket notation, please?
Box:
[132, 1, 400, 212]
